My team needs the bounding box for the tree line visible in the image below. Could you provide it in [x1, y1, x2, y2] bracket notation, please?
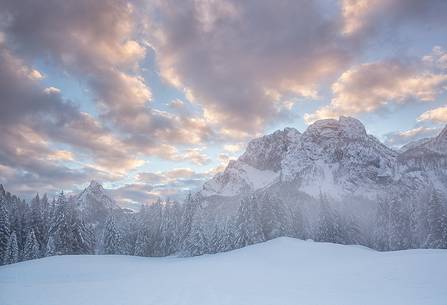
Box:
[1, 184, 446, 265]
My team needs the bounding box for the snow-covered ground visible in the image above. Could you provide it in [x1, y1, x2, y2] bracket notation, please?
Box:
[1, 237, 446, 305]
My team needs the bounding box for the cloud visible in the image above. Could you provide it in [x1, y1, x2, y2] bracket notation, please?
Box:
[417, 105, 447, 124]
[110, 167, 210, 205]
[341, 0, 447, 36]
[223, 144, 243, 153]
[108, 183, 157, 208]
[137, 168, 207, 185]
[0, 0, 213, 150]
[423, 46, 447, 70]
[0, 46, 149, 194]
[0, 0, 223, 196]
[149, 0, 352, 133]
[305, 50, 447, 123]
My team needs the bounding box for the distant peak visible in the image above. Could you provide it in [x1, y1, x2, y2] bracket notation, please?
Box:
[429, 124, 447, 152]
[88, 180, 103, 190]
[437, 125, 447, 139]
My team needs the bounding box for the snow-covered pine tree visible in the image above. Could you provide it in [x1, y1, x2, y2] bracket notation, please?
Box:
[22, 229, 40, 261]
[48, 192, 95, 255]
[159, 201, 181, 256]
[0, 202, 10, 264]
[374, 195, 390, 250]
[337, 213, 362, 245]
[425, 190, 447, 249]
[45, 235, 56, 257]
[145, 200, 163, 256]
[259, 193, 287, 240]
[183, 219, 208, 256]
[48, 192, 70, 255]
[118, 212, 139, 255]
[72, 217, 96, 255]
[8, 196, 29, 258]
[3, 231, 18, 265]
[102, 214, 122, 254]
[134, 228, 149, 257]
[315, 193, 341, 243]
[217, 217, 237, 252]
[288, 202, 306, 240]
[389, 196, 411, 250]
[234, 196, 265, 249]
[40, 194, 51, 256]
[179, 193, 199, 243]
[208, 225, 223, 254]
[30, 194, 45, 252]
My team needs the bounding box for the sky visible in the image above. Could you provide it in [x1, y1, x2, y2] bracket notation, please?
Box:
[1, 0, 447, 206]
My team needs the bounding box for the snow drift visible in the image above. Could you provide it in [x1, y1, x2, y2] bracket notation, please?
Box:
[1, 237, 446, 305]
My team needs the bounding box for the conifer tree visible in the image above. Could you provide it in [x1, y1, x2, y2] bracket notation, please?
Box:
[184, 220, 208, 256]
[0, 203, 10, 263]
[102, 215, 122, 254]
[425, 191, 447, 249]
[234, 196, 265, 248]
[316, 194, 340, 243]
[30, 194, 44, 250]
[45, 235, 56, 257]
[3, 231, 18, 265]
[23, 229, 40, 261]
[389, 197, 411, 250]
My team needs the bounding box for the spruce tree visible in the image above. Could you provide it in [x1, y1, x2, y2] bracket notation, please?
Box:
[134, 228, 150, 257]
[425, 191, 447, 249]
[3, 231, 18, 265]
[49, 192, 95, 255]
[315, 194, 340, 243]
[259, 194, 287, 240]
[30, 194, 44, 250]
[23, 229, 40, 261]
[45, 235, 56, 257]
[234, 196, 265, 248]
[0, 203, 10, 263]
[184, 220, 208, 256]
[389, 197, 411, 250]
[102, 215, 122, 254]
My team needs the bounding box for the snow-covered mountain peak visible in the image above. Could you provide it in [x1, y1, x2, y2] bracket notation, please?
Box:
[401, 125, 447, 156]
[203, 116, 400, 198]
[201, 160, 279, 197]
[200, 117, 446, 200]
[399, 138, 432, 153]
[76, 181, 118, 218]
[86, 180, 103, 192]
[239, 127, 301, 172]
[302, 116, 367, 141]
[430, 125, 447, 153]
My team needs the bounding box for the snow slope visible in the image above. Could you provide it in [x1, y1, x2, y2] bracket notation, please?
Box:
[1, 237, 446, 305]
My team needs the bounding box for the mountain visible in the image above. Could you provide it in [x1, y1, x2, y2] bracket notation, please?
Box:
[397, 125, 447, 187]
[398, 137, 431, 153]
[1, 237, 446, 305]
[74, 180, 119, 224]
[201, 117, 446, 199]
[186, 116, 447, 253]
[202, 117, 392, 199]
[1, 117, 446, 265]
[201, 127, 300, 197]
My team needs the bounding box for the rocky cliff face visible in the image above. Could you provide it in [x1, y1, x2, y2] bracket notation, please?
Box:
[75, 180, 118, 225]
[201, 116, 432, 200]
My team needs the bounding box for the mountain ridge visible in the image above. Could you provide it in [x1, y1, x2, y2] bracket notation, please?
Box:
[201, 116, 444, 200]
